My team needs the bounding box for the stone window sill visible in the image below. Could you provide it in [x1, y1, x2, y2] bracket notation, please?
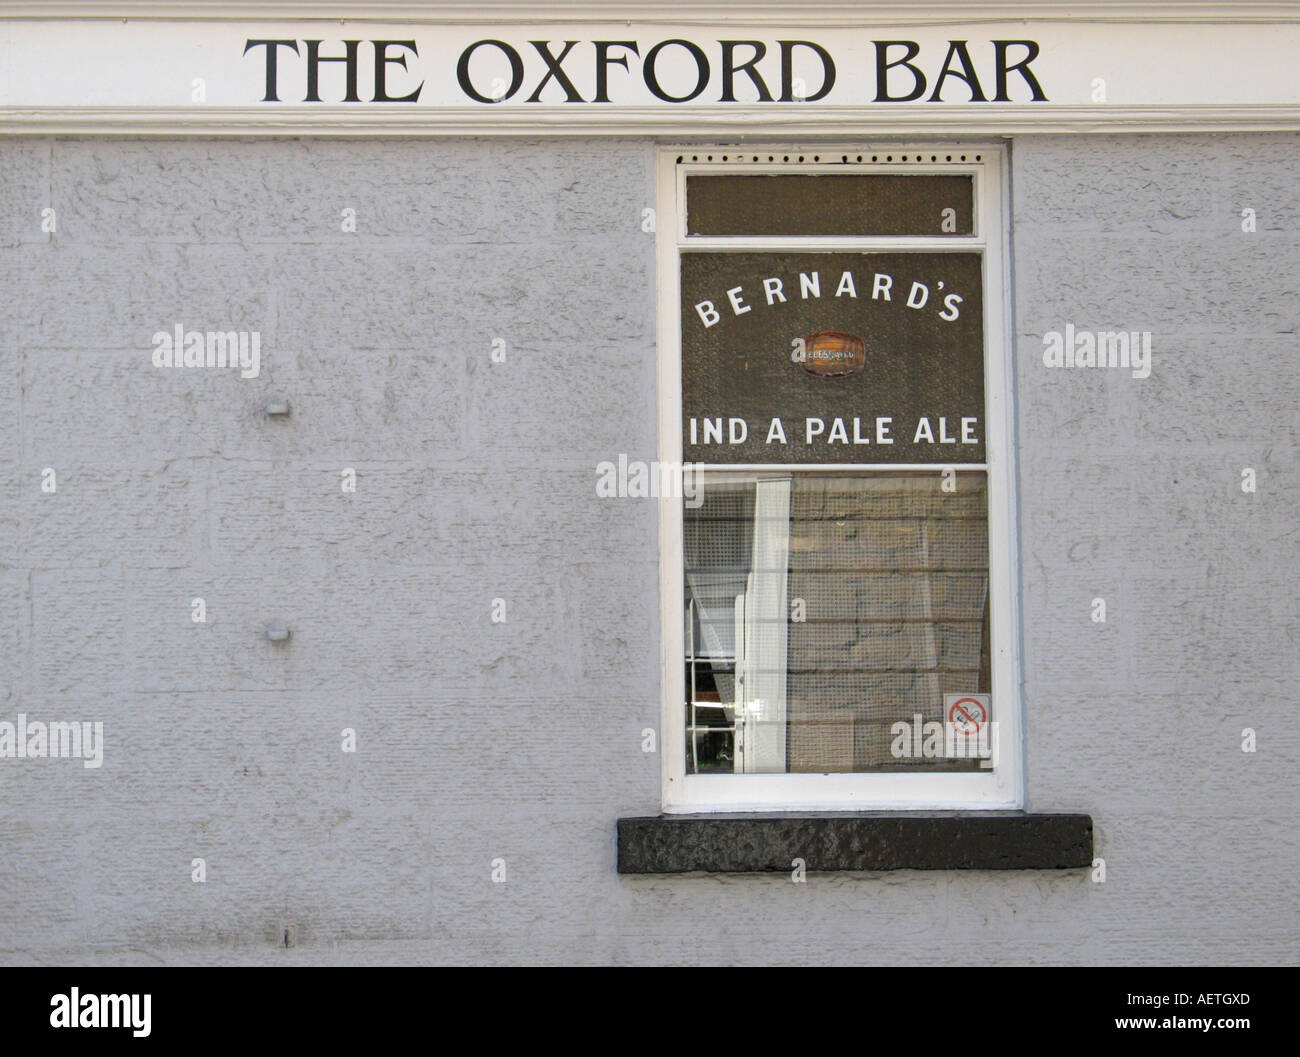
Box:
[616, 812, 1093, 873]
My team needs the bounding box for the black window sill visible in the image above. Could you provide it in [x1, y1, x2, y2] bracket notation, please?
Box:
[617, 812, 1093, 873]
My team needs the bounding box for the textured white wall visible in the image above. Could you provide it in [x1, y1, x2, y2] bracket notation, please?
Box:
[1013, 134, 1299, 964]
[0, 135, 1295, 965]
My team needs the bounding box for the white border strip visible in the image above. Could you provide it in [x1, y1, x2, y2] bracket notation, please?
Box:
[3, 104, 1296, 135]
[7, 4, 1300, 24]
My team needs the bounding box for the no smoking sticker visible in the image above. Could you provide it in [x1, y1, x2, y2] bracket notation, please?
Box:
[945, 694, 989, 734]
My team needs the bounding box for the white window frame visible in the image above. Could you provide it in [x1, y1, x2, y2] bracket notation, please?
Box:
[656, 143, 1023, 812]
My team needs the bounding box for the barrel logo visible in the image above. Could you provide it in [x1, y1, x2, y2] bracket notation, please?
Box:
[800, 330, 867, 377]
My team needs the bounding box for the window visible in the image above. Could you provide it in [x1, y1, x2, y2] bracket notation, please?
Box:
[657, 147, 1021, 811]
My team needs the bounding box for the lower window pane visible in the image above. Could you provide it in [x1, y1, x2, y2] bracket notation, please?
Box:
[684, 470, 991, 774]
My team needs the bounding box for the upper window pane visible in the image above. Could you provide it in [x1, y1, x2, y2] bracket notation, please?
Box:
[686, 174, 974, 237]
[681, 250, 986, 465]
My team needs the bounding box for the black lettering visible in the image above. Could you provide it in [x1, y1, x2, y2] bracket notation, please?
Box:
[457, 39, 524, 103]
[244, 39, 300, 103]
[720, 41, 773, 103]
[303, 40, 361, 103]
[527, 41, 585, 102]
[643, 39, 710, 102]
[993, 40, 1047, 101]
[593, 41, 639, 103]
[372, 40, 423, 102]
[874, 40, 926, 102]
[928, 41, 987, 102]
[779, 40, 835, 102]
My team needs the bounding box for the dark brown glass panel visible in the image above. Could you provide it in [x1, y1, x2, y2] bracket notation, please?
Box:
[680, 251, 985, 465]
[686, 174, 974, 237]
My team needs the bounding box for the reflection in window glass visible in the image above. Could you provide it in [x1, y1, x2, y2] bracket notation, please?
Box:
[684, 471, 990, 774]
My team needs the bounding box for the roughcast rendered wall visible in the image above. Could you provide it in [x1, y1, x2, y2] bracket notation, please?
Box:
[0, 135, 1295, 965]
